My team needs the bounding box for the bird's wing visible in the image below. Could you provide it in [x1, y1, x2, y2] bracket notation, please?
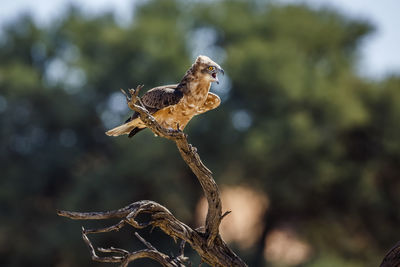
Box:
[195, 92, 221, 115]
[123, 84, 183, 124]
[141, 84, 183, 112]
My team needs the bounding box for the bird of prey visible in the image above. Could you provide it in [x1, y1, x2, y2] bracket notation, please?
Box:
[106, 55, 224, 137]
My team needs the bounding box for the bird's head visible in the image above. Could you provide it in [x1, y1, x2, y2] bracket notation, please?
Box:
[194, 55, 225, 84]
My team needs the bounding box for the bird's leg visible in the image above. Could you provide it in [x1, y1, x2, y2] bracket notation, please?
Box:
[176, 123, 182, 132]
[166, 123, 185, 136]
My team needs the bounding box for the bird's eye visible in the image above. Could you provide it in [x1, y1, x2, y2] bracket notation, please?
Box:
[208, 66, 215, 71]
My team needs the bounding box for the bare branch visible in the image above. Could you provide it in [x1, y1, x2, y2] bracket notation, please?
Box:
[134, 232, 157, 251]
[80, 217, 185, 267]
[82, 227, 123, 263]
[221, 211, 232, 220]
[57, 85, 247, 266]
[179, 240, 185, 258]
[98, 247, 129, 255]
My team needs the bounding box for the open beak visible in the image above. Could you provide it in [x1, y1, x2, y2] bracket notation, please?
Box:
[214, 67, 225, 84]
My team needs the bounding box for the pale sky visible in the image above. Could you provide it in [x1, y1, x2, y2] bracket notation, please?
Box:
[0, 0, 399, 79]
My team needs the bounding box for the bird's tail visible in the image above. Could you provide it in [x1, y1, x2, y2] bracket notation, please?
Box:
[105, 118, 143, 137]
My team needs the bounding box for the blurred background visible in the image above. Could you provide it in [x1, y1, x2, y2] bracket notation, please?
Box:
[1, 0, 400, 266]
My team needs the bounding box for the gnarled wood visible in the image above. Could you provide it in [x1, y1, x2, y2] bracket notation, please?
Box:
[57, 85, 247, 267]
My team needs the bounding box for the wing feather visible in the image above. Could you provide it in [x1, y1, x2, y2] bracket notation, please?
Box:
[141, 84, 183, 111]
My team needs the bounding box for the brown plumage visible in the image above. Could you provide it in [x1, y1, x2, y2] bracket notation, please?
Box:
[106, 55, 224, 137]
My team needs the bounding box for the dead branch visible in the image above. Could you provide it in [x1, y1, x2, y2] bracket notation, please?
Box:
[82, 224, 184, 267]
[57, 85, 247, 267]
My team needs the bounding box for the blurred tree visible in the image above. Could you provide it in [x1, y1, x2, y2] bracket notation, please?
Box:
[0, 0, 399, 266]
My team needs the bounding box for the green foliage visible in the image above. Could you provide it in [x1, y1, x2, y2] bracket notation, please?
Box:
[0, 0, 398, 266]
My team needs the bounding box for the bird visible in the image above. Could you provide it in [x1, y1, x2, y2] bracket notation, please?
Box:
[105, 55, 224, 138]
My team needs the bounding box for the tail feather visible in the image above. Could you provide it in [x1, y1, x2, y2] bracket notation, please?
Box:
[105, 118, 143, 137]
